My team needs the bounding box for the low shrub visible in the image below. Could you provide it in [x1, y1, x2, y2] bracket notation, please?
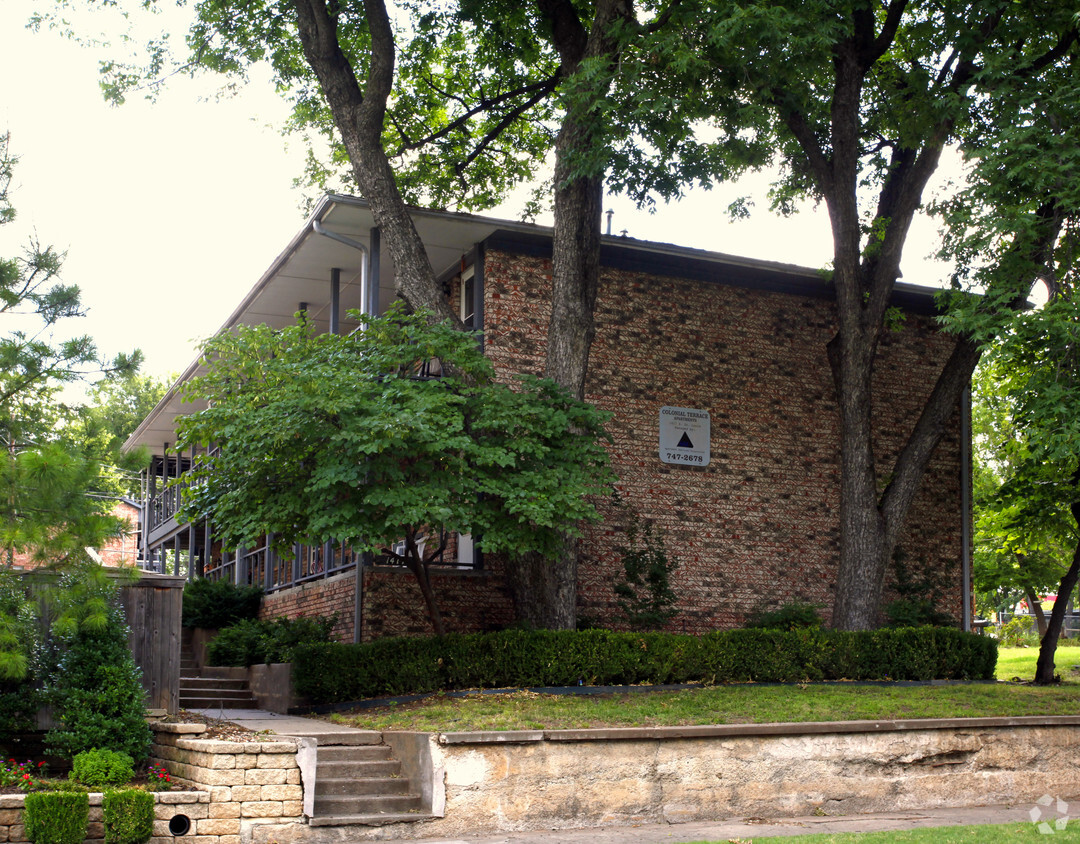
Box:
[24, 791, 89, 844]
[745, 601, 823, 631]
[70, 748, 135, 788]
[292, 626, 997, 704]
[102, 789, 154, 844]
[206, 616, 337, 667]
[182, 578, 263, 629]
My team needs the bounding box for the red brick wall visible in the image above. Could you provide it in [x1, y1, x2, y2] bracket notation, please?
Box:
[260, 563, 515, 642]
[482, 248, 964, 631]
[258, 244, 965, 638]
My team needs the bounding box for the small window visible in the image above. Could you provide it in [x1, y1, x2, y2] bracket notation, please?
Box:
[460, 267, 475, 330]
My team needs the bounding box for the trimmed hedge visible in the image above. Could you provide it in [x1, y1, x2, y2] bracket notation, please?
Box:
[292, 627, 997, 704]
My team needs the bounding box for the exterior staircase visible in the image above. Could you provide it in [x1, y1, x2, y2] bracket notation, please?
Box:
[179, 629, 258, 710]
[306, 731, 432, 827]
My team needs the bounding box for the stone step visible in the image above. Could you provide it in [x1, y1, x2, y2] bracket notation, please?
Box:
[180, 682, 260, 695]
[179, 678, 251, 691]
[180, 695, 259, 709]
[316, 759, 401, 778]
[315, 776, 409, 797]
[308, 813, 435, 828]
[315, 744, 391, 762]
[313, 793, 423, 816]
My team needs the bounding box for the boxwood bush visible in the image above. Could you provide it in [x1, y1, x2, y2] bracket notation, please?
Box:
[292, 626, 997, 704]
[102, 789, 154, 844]
[24, 791, 89, 844]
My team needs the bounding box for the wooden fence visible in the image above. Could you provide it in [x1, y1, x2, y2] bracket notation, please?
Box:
[119, 572, 184, 714]
[22, 569, 184, 717]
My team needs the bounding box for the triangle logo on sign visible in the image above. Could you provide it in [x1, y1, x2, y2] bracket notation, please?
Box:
[677, 431, 694, 448]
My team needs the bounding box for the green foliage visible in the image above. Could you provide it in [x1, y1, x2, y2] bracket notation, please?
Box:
[182, 578, 263, 629]
[746, 602, 823, 631]
[23, 791, 89, 844]
[206, 616, 337, 667]
[45, 565, 151, 763]
[69, 749, 135, 788]
[292, 627, 997, 704]
[178, 306, 613, 631]
[883, 552, 954, 629]
[612, 510, 679, 631]
[0, 570, 40, 749]
[999, 616, 1039, 648]
[0, 133, 140, 566]
[102, 789, 153, 844]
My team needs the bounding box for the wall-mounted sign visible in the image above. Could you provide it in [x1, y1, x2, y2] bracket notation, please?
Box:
[659, 406, 711, 467]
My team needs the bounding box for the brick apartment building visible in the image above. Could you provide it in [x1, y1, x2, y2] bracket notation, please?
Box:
[124, 195, 971, 641]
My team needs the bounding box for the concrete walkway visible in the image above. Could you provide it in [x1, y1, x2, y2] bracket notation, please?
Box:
[188, 709, 1057, 843]
[410, 804, 1039, 843]
[188, 707, 369, 738]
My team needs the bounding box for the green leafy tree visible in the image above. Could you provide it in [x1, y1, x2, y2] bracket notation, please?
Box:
[603, 1, 1080, 628]
[176, 306, 614, 634]
[49, 0, 716, 629]
[974, 291, 1080, 684]
[971, 363, 1069, 631]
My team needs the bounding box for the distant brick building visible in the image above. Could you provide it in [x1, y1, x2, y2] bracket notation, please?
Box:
[125, 196, 970, 640]
[10, 498, 141, 569]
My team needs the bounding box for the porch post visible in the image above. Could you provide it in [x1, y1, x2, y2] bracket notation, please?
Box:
[330, 268, 341, 335]
[367, 228, 380, 316]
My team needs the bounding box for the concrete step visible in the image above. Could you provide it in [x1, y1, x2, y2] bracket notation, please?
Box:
[309, 731, 383, 746]
[308, 813, 435, 827]
[316, 759, 401, 778]
[315, 776, 409, 797]
[313, 793, 423, 816]
[315, 744, 391, 762]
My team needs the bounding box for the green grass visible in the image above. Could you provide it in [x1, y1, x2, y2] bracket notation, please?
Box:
[692, 822, 1080, 842]
[995, 643, 1080, 680]
[321, 647, 1080, 733]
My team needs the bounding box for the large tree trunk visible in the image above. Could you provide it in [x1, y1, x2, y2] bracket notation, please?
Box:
[505, 0, 631, 629]
[291, 0, 460, 326]
[1035, 546, 1080, 685]
[1035, 472, 1080, 685]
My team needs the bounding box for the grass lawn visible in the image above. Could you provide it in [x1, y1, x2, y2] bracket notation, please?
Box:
[323, 646, 1080, 733]
[691, 822, 1080, 842]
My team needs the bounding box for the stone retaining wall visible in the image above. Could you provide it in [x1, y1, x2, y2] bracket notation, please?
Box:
[150, 723, 307, 843]
[0, 791, 209, 844]
[251, 716, 1080, 842]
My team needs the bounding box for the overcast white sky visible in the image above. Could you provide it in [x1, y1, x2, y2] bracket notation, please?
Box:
[0, 0, 953, 392]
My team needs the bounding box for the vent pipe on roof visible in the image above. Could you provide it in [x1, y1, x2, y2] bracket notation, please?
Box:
[312, 219, 370, 319]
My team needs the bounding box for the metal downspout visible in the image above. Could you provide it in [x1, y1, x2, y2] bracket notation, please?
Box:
[960, 387, 973, 631]
[312, 219, 371, 643]
[312, 220, 370, 316]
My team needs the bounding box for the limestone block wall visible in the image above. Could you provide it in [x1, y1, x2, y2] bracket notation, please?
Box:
[150, 724, 307, 841]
